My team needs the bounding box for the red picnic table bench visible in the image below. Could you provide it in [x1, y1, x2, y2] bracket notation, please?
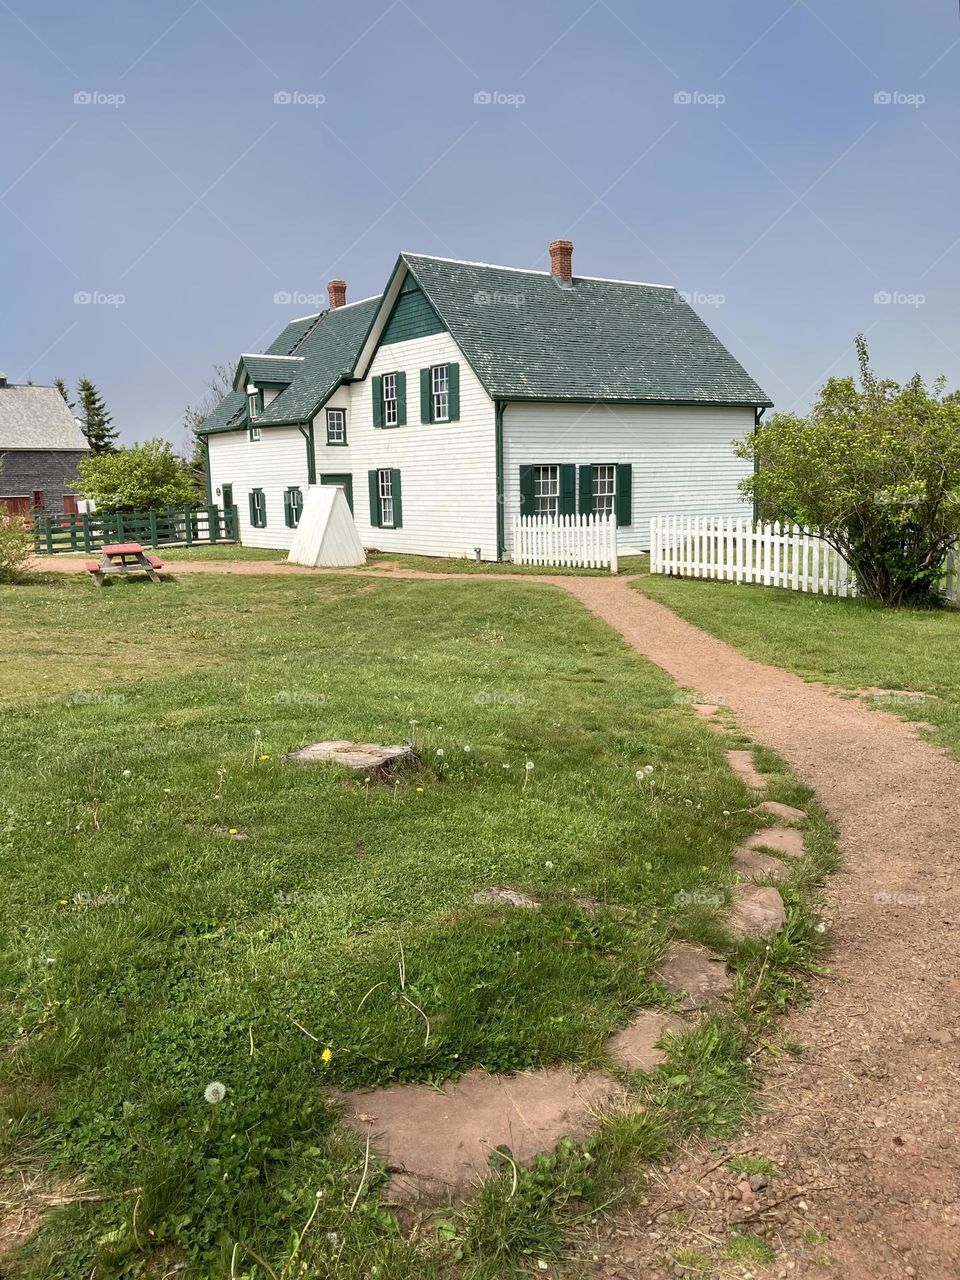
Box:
[85, 543, 165, 586]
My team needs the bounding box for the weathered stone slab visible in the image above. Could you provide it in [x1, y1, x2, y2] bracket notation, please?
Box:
[748, 826, 805, 858]
[654, 942, 734, 1011]
[606, 1010, 687, 1071]
[732, 845, 785, 882]
[728, 885, 787, 939]
[726, 750, 766, 790]
[340, 1067, 626, 1204]
[752, 801, 807, 822]
[472, 886, 540, 910]
[284, 740, 415, 773]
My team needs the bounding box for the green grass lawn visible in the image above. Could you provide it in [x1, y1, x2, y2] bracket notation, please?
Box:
[0, 573, 831, 1279]
[50, 545, 287, 563]
[636, 574, 960, 758]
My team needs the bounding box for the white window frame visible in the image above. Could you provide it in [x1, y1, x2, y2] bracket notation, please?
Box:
[431, 364, 449, 423]
[247, 388, 261, 419]
[248, 424, 261, 442]
[251, 489, 266, 528]
[533, 464, 559, 518]
[378, 469, 395, 528]
[592, 464, 616, 517]
[326, 407, 346, 445]
[287, 485, 303, 527]
[382, 373, 398, 427]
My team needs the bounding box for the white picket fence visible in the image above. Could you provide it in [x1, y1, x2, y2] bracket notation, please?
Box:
[513, 513, 618, 572]
[650, 515, 960, 605]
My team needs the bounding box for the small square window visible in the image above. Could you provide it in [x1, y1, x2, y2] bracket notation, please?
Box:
[326, 408, 346, 445]
[533, 465, 559, 517]
[431, 364, 449, 422]
[378, 468, 394, 527]
[382, 373, 398, 427]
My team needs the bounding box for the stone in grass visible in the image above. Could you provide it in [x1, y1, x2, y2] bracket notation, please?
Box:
[753, 800, 807, 823]
[472, 886, 540, 910]
[339, 1067, 626, 1204]
[606, 1010, 688, 1071]
[747, 826, 805, 858]
[284, 740, 415, 775]
[725, 750, 767, 790]
[732, 845, 785, 882]
[654, 942, 734, 1011]
[728, 885, 787, 939]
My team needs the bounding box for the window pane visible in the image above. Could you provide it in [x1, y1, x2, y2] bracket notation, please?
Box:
[378, 469, 394, 526]
[592, 464, 616, 516]
[533, 464, 559, 517]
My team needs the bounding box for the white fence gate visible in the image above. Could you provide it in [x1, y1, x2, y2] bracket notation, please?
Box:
[513, 513, 618, 572]
[650, 515, 960, 605]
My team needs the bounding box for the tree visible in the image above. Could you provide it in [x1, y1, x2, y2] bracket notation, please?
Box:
[76, 378, 119, 454]
[77, 439, 196, 512]
[54, 377, 73, 409]
[945, 389, 960, 403]
[181, 362, 236, 503]
[737, 336, 960, 607]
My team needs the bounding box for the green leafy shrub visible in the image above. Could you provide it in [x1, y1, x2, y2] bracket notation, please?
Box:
[76, 439, 196, 512]
[737, 336, 960, 606]
[0, 512, 33, 582]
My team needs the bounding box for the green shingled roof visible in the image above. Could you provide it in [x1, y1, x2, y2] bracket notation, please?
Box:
[400, 255, 771, 407]
[198, 253, 769, 438]
[233, 355, 303, 389]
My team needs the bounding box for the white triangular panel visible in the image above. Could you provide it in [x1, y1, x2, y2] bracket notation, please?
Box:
[287, 484, 366, 567]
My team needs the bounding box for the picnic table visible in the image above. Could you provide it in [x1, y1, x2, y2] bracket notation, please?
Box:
[85, 543, 164, 586]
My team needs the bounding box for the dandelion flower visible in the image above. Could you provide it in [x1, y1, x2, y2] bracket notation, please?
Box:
[643, 764, 654, 775]
[416, 786, 424, 794]
[435, 748, 444, 758]
[228, 828, 239, 835]
[525, 761, 534, 772]
[121, 769, 132, 779]
[259, 754, 271, 761]
[463, 745, 471, 753]
[321, 1047, 333, 1064]
[815, 922, 827, 934]
[502, 763, 511, 770]
[545, 860, 554, 869]
[204, 1081, 226, 1104]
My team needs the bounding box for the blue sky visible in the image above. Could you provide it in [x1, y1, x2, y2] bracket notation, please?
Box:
[2, 0, 958, 444]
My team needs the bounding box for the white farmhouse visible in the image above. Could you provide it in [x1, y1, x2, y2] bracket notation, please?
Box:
[198, 241, 771, 559]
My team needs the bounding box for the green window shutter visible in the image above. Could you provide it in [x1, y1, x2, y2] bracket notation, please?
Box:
[390, 469, 403, 528]
[395, 372, 407, 426]
[447, 363, 460, 421]
[372, 376, 384, 428]
[368, 471, 381, 527]
[283, 489, 293, 528]
[420, 368, 432, 423]
[519, 467, 535, 517]
[615, 463, 633, 526]
[578, 465, 593, 515]
[248, 491, 256, 525]
[559, 464, 576, 516]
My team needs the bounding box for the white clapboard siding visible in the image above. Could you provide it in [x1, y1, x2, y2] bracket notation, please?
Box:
[650, 516, 858, 598]
[513, 514, 618, 572]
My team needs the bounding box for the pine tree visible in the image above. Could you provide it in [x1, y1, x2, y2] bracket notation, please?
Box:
[54, 377, 73, 408]
[76, 378, 118, 454]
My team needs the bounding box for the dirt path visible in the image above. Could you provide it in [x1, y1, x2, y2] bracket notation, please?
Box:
[561, 578, 960, 1279]
[29, 557, 960, 1273]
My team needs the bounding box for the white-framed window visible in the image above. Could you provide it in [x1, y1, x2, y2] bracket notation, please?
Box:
[378, 468, 394, 527]
[533, 464, 559, 517]
[382, 373, 398, 427]
[592, 464, 616, 517]
[284, 485, 303, 528]
[249, 488, 267, 528]
[326, 407, 346, 445]
[248, 424, 261, 442]
[248, 388, 262, 419]
[431, 364, 449, 422]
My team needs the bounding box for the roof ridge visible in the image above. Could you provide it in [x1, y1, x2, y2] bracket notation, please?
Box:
[240, 353, 304, 360]
[403, 252, 674, 290]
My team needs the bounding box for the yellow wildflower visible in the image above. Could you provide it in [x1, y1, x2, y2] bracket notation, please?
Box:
[321, 1047, 333, 1064]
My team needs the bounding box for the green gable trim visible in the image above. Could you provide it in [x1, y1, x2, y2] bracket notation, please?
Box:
[380, 278, 446, 347]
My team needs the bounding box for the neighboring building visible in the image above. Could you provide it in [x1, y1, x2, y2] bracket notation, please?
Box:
[0, 374, 90, 516]
[198, 242, 771, 559]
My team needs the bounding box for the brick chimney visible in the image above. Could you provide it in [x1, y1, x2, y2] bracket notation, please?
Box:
[549, 239, 574, 287]
[328, 279, 347, 309]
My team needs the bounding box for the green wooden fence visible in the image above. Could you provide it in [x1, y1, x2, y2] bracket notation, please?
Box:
[34, 505, 239, 555]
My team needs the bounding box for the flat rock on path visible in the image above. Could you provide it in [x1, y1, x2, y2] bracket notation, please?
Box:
[472, 886, 540, 909]
[561, 576, 960, 1279]
[732, 844, 785, 882]
[606, 1010, 688, 1071]
[753, 799, 807, 822]
[340, 1067, 626, 1204]
[654, 942, 734, 1010]
[724, 748, 767, 790]
[728, 884, 787, 938]
[746, 824, 805, 858]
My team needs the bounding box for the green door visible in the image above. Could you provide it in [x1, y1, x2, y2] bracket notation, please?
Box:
[320, 473, 354, 514]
